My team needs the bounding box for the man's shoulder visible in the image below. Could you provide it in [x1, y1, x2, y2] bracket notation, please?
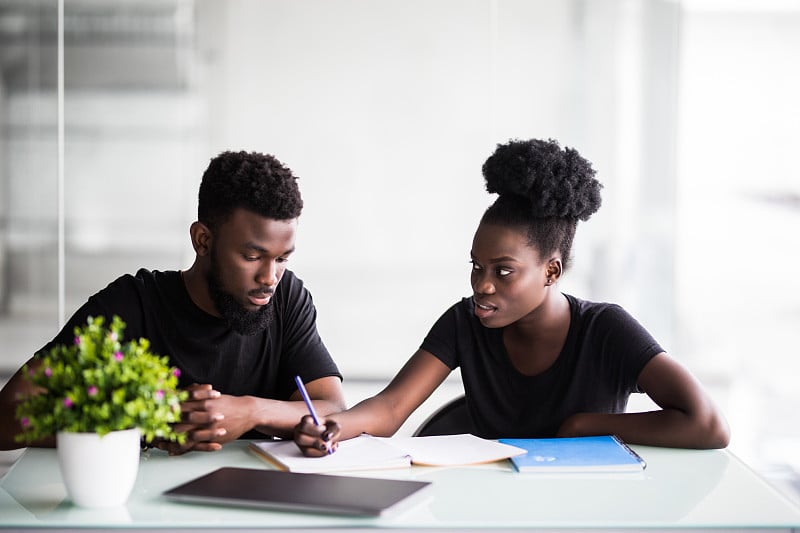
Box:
[279, 268, 301, 285]
[275, 269, 307, 298]
[100, 268, 180, 294]
[427, 297, 480, 335]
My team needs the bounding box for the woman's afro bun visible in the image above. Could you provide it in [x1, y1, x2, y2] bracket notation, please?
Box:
[481, 138, 602, 221]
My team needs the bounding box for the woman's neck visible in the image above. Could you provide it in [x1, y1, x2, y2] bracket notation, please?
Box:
[503, 291, 571, 376]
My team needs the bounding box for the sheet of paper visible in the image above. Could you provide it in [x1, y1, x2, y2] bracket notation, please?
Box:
[251, 435, 411, 473]
[379, 434, 527, 466]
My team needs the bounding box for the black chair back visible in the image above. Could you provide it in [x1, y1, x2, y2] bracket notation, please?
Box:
[413, 395, 473, 437]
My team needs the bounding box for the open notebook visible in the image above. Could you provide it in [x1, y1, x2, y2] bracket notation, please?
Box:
[250, 433, 527, 473]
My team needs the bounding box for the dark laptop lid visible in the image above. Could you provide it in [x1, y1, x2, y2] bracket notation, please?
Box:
[163, 467, 431, 517]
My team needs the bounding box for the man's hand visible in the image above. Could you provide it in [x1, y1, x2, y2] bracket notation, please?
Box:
[155, 383, 227, 455]
[153, 376, 348, 455]
[191, 393, 257, 443]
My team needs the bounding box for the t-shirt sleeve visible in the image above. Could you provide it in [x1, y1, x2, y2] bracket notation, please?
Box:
[594, 304, 664, 392]
[419, 302, 462, 370]
[276, 273, 341, 395]
[36, 274, 144, 356]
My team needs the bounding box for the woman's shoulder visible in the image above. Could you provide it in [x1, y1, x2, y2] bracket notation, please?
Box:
[563, 293, 635, 327]
[564, 293, 625, 313]
[564, 293, 658, 350]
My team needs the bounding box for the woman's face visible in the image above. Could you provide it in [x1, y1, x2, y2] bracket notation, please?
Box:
[470, 223, 551, 328]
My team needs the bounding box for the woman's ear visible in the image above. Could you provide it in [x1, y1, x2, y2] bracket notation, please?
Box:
[190, 221, 212, 256]
[545, 258, 563, 285]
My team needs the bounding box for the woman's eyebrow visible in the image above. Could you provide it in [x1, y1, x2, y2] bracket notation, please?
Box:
[471, 252, 520, 264]
[487, 255, 519, 263]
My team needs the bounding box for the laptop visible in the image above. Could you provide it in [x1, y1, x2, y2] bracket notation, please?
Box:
[163, 467, 432, 517]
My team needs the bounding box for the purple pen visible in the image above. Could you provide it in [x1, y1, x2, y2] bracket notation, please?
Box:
[294, 375, 333, 454]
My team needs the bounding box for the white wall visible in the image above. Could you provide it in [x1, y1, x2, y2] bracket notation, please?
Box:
[192, 0, 680, 377]
[676, 5, 800, 468]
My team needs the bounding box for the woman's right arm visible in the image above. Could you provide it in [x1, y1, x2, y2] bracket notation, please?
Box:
[294, 349, 452, 456]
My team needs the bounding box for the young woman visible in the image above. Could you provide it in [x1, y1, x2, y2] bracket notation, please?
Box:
[295, 138, 730, 455]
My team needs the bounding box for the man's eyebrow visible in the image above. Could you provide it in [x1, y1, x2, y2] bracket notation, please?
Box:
[244, 242, 296, 256]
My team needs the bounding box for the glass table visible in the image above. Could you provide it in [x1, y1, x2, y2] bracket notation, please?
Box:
[1, 439, 799, 531]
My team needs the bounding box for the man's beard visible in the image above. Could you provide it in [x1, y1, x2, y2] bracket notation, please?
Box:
[207, 251, 275, 336]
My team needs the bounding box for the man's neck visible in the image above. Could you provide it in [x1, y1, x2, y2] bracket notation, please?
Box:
[181, 265, 219, 317]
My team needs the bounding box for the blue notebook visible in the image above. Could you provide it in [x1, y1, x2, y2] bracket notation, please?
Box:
[498, 435, 646, 473]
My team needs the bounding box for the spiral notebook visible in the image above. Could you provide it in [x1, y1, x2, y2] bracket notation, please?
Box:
[498, 435, 646, 473]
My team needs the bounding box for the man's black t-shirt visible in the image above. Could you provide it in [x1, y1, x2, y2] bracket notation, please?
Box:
[39, 269, 341, 402]
[420, 293, 663, 439]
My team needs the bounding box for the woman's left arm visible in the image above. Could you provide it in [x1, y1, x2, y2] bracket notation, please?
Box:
[557, 353, 730, 449]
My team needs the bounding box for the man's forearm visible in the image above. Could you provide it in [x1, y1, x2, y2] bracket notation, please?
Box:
[250, 397, 345, 439]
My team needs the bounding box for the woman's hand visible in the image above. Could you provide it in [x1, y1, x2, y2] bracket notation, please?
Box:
[293, 414, 340, 457]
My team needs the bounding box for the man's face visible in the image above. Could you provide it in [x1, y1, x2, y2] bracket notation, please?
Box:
[206, 208, 297, 335]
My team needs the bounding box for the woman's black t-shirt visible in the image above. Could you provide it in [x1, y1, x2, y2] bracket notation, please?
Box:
[420, 293, 663, 439]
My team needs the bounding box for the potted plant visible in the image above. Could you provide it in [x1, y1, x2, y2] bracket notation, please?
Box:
[15, 315, 187, 508]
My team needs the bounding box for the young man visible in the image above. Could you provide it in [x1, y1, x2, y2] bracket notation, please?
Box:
[0, 151, 345, 453]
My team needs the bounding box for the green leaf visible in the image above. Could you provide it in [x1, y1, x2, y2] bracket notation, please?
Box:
[15, 315, 186, 443]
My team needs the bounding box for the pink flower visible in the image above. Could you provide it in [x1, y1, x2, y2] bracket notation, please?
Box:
[172, 368, 181, 378]
[109, 332, 118, 342]
[114, 352, 123, 361]
[44, 367, 52, 377]
[63, 397, 73, 408]
[74, 336, 81, 345]
[154, 390, 164, 401]
[87, 385, 98, 397]
[20, 417, 30, 427]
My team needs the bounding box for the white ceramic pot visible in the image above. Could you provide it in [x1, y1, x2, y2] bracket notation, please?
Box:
[56, 428, 141, 508]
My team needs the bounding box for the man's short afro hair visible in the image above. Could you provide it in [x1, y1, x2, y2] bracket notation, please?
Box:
[198, 150, 303, 230]
[481, 138, 602, 221]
